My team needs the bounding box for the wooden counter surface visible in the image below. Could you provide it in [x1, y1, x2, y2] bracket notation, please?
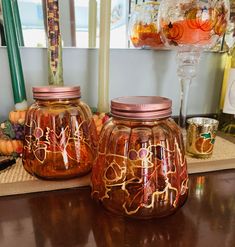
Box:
[0, 169, 234, 247]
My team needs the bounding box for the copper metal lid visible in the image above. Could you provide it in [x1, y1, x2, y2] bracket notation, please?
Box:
[111, 96, 172, 119]
[33, 86, 81, 99]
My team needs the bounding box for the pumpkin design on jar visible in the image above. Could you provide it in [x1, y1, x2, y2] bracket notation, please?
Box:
[91, 96, 188, 219]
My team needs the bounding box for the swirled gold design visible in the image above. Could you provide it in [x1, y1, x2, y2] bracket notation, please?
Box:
[93, 137, 188, 216]
[23, 118, 94, 166]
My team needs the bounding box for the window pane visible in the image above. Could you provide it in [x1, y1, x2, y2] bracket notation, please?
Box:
[18, 0, 46, 47]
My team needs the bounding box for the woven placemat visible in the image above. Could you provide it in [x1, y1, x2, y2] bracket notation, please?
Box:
[0, 159, 91, 197]
[187, 135, 235, 173]
[0, 135, 234, 197]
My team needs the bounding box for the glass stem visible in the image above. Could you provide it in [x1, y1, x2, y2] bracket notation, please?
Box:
[179, 77, 192, 128]
[177, 50, 201, 128]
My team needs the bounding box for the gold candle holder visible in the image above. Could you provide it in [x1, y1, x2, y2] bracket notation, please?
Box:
[186, 117, 219, 159]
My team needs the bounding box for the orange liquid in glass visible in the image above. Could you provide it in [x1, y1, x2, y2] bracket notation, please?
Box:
[163, 20, 212, 45]
[131, 23, 163, 48]
[162, 15, 226, 46]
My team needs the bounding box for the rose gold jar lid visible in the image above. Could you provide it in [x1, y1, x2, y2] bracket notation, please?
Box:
[33, 86, 81, 99]
[111, 96, 172, 119]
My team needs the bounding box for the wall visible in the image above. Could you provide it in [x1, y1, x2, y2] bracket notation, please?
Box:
[0, 47, 226, 122]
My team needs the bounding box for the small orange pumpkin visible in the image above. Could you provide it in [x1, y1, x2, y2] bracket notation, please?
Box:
[9, 110, 27, 124]
[0, 139, 23, 156]
[163, 22, 184, 41]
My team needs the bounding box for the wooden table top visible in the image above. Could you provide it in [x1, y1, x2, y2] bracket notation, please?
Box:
[0, 169, 234, 247]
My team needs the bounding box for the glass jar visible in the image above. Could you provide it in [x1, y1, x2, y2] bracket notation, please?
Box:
[23, 86, 98, 180]
[129, 1, 163, 49]
[91, 96, 188, 219]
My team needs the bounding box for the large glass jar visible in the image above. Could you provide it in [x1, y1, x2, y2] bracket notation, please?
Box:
[129, 1, 163, 48]
[23, 86, 98, 180]
[91, 96, 188, 219]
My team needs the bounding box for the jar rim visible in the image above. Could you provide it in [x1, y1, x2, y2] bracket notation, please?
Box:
[111, 96, 172, 119]
[33, 86, 81, 100]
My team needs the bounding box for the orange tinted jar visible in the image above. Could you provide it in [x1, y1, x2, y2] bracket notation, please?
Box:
[91, 96, 188, 219]
[23, 86, 97, 180]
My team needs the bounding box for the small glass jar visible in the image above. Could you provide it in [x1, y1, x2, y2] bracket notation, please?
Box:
[91, 96, 188, 219]
[129, 1, 163, 49]
[23, 86, 98, 180]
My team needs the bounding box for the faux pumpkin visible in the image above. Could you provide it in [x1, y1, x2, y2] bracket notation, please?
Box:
[9, 110, 27, 124]
[0, 139, 23, 156]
